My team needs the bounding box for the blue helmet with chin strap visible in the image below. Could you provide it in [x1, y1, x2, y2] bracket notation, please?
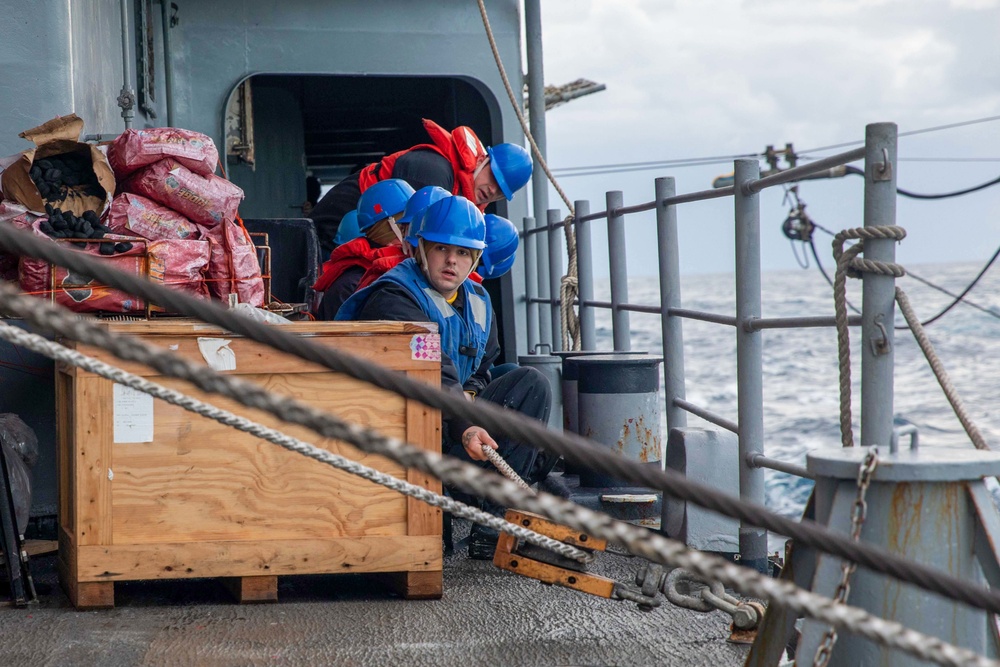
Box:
[356, 178, 415, 231]
[486, 143, 532, 201]
[415, 196, 486, 250]
[399, 186, 451, 227]
[333, 210, 362, 246]
[479, 214, 519, 279]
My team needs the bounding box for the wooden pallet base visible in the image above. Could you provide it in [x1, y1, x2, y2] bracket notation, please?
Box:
[58, 563, 444, 609]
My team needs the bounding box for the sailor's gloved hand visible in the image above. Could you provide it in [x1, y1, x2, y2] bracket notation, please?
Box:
[461, 426, 497, 461]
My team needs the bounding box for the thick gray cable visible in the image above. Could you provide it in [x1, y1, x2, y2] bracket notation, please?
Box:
[0, 322, 591, 564]
[0, 289, 993, 666]
[2, 224, 1000, 618]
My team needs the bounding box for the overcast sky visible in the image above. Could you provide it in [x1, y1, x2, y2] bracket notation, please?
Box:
[532, 0, 1000, 276]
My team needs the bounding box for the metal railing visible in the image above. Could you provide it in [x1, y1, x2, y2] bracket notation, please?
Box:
[521, 123, 899, 570]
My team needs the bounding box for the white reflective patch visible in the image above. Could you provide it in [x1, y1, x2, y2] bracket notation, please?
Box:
[461, 127, 484, 157]
[469, 293, 488, 329]
[424, 287, 456, 318]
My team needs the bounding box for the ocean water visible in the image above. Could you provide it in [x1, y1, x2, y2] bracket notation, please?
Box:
[586, 260, 1000, 522]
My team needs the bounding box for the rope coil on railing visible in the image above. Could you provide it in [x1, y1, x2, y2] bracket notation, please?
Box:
[0, 286, 995, 666]
[2, 223, 999, 621]
[832, 225, 907, 447]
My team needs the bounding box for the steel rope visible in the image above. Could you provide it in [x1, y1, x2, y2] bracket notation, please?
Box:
[0, 321, 592, 564]
[475, 0, 581, 350]
[0, 290, 995, 666]
[895, 288, 990, 450]
[2, 225, 1000, 619]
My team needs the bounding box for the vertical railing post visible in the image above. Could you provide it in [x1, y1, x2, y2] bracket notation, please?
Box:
[523, 216, 539, 353]
[548, 209, 564, 351]
[606, 191, 631, 351]
[656, 177, 686, 434]
[861, 122, 898, 450]
[734, 158, 767, 572]
[575, 200, 596, 350]
[536, 212, 553, 349]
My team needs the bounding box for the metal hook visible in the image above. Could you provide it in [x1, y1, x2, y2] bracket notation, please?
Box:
[873, 147, 893, 182]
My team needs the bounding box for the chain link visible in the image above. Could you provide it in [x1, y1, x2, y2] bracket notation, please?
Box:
[813, 447, 880, 667]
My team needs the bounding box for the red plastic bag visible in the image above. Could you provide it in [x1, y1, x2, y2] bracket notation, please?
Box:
[106, 193, 201, 241]
[200, 219, 264, 307]
[0, 201, 40, 281]
[18, 219, 148, 313]
[108, 127, 219, 178]
[123, 159, 243, 228]
[147, 238, 211, 309]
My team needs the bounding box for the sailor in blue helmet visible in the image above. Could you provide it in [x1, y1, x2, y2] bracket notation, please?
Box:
[308, 118, 533, 260]
[479, 214, 519, 280]
[337, 196, 555, 560]
[331, 209, 362, 247]
[312, 179, 414, 320]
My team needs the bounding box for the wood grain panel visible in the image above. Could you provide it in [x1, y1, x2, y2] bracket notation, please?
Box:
[75, 378, 112, 546]
[74, 536, 441, 580]
[111, 373, 411, 543]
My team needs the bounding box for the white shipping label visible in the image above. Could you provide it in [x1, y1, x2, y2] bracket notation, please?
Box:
[113, 383, 154, 443]
[197, 337, 237, 371]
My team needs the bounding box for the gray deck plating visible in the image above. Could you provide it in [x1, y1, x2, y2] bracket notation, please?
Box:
[0, 520, 751, 666]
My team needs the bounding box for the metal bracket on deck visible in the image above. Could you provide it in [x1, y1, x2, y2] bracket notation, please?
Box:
[494, 509, 660, 608]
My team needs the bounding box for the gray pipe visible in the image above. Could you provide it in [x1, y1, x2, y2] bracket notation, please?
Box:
[548, 209, 563, 351]
[606, 190, 630, 351]
[734, 158, 766, 572]
[524, 0, 549, 231]
[656, 177, 686, 433]
[575, 199, 596, 350]
[523, 217, 539, 352]
[860, 122, 898, 451]
[119, 0, 135, 129]
[161, 0, 175, 126]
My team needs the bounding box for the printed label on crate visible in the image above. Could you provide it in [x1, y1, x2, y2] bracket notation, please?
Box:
[410, 333, 441, 362]
[113, 383, 154, 443]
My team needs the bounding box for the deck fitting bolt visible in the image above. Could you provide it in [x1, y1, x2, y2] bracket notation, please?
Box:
[568, 576, 577, 584]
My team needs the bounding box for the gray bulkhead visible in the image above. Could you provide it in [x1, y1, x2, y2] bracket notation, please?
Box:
[0, 0, 532, 519]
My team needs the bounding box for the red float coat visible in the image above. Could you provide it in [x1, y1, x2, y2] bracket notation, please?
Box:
[358, 119, 489, 211]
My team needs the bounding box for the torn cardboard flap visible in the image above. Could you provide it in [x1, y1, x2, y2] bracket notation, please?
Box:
[18, 114, 86, 146]
[1, 114, 116, 216]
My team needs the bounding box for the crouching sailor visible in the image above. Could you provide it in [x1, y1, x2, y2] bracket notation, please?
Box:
[336, 195, 556, 559]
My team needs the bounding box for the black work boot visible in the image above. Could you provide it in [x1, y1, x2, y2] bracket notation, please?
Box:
[468, 524, 500, 560]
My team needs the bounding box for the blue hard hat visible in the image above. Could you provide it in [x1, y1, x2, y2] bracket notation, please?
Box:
[399, 186, 451, 226]
[333, 210, 362, 246]
[479, 214, 519, 279]
[416, 196, 486, 250]
[356, 178, 415, 231]
[486, 143, 533, 201]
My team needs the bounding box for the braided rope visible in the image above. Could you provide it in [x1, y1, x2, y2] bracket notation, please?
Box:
[483, 446, 532, 491]
[475, 0, 581, 350]
[0, 291, 994, 665]
[895, 288, 990, 450]
[0, 320, 592, 564]
[832, 226, 908, 447]
[4, 228, 1000, 619]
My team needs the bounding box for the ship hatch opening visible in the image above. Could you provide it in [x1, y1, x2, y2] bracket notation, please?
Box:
[223, 74, 513, 360]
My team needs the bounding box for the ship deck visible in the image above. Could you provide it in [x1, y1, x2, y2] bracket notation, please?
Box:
[0, 518, 752, 666]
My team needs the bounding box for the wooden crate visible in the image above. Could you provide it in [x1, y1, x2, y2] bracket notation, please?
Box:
[55, 320, 442, 609]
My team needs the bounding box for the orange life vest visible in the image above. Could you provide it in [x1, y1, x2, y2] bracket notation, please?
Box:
[357, 119, 488, 211]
